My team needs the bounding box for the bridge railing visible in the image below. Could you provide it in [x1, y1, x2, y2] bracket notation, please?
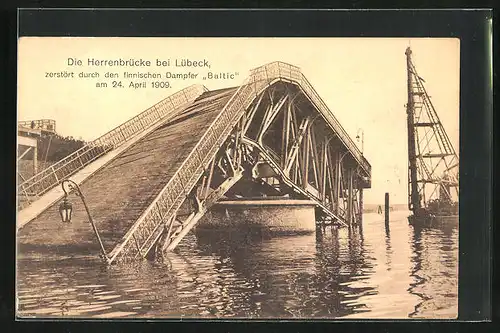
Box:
[18, 84, 208, 209]
[250, 61, 371, 175]
[18, 119, 57, 133]
[109, 75, 273, 263]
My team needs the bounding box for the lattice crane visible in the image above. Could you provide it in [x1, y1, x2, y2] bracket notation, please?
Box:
[405, 47, 459, 218]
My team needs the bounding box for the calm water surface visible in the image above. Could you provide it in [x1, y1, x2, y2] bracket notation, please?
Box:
[17, 210, 458, 319]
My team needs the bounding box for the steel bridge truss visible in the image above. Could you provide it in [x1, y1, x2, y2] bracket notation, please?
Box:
[111, 84, 367, 264]
[97, 62, 371, 264]
[239, 82, 367, 227]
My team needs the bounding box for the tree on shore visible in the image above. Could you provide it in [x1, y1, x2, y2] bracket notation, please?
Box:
[36, 134, 86, 161]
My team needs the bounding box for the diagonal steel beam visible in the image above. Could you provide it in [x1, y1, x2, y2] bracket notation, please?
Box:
[164, 169, 243, 252]
[257, 94, 289, 144]
[242, 91, 265, 136]
[17, 146, 33, 161]
[284, 117, 310, 174]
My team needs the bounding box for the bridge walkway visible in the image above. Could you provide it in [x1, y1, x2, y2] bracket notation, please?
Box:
[18, 88, 237, 257]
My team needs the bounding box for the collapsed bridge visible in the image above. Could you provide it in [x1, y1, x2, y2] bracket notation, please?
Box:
[17, 62, 371, 264]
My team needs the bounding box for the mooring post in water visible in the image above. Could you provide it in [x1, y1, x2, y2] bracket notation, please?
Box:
[385, 192, 390, 226]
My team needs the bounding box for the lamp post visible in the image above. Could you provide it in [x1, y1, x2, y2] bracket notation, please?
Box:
[59, 179, 110, 263]
[356, 128, 364, 156]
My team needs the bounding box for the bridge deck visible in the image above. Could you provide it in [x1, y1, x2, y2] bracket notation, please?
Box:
[18, 88, 237, 256]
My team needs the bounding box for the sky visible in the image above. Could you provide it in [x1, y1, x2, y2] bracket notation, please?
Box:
[18, 37, 460, 205]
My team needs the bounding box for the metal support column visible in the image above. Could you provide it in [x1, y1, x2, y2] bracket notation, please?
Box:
[301, 127, 309, 189]
[281, 95, 291, 171]
[359, 187, 363, 225]
[335, 151, 341, 217]
[321, 140, 327, 201]
[347, 168, 354, 226]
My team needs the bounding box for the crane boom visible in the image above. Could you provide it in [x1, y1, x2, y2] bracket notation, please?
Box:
[405, 47, 459, 219]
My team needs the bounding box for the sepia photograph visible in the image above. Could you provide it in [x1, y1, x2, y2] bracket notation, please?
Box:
[16, 37, 459, 319]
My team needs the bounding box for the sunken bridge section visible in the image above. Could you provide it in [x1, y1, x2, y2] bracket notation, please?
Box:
[17, 62, 371, 264]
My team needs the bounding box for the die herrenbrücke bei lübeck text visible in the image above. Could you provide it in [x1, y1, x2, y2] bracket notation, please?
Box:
[67, 57, 212, 68]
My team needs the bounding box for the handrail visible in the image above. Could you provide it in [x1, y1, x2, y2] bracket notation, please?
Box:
[18, 84, 208, 209]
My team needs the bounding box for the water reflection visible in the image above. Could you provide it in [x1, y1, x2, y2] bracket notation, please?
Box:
[17, 211, 458, 319]
[408, 219, 459, 319]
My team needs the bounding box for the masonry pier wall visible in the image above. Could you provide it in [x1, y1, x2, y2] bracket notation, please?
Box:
[197, 199, 317, 236]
